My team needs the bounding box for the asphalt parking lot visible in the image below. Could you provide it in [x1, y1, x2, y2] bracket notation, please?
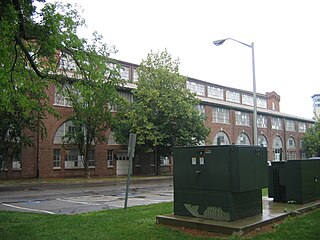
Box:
[0, 176, 173, 215]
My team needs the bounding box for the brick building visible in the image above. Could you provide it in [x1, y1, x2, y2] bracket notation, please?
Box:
[2, 60, 315, 179]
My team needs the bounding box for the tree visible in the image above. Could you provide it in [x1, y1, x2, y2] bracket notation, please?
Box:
[61, 45, 123, 178]
[0, 0, 120, 177]
[114, 50, 210, 174]
[302, 118, 320, 157]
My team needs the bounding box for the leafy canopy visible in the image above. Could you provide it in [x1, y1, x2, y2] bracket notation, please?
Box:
[302, 118, 320, 157]
[115, 49, 210, 157]
[0, 0, 120, 174]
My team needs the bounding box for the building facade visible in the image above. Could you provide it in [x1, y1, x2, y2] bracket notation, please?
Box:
[1, 60, 315, 179]
[312, 94, 320, 118]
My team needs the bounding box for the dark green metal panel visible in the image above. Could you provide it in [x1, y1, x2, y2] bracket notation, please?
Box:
[230, 146, 268, 192]
[269, 159, 320, 204]
[174, 189, 262, 221]
[173, 145, 268, 221]
[174, 146, 231, 191]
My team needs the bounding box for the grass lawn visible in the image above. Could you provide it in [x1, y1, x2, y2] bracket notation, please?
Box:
[1, 202, 320, 240]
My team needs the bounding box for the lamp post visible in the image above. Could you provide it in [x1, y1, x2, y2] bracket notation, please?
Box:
[213, 38, 258, 145]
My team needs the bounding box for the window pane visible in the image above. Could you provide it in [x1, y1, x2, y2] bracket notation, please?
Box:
[208, 86, 223, 99]
[271, 117, 283, 130]
[212, 107, 230, 124]
[235, 111, 250, 126]
[53, 149, 61, 168]
[107, 150, 114, 167]
[286, 120, 296, 131]
[226, 90, 240, 103]
[257, 115, 267, 128]
[298, 122, 306, 132]
[186, 81, 205, 96]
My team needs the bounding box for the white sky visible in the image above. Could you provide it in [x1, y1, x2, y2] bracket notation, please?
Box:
[62, 0, 319, 119]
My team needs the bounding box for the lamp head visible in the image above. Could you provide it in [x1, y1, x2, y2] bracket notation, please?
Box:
[213, 39, 227, 46]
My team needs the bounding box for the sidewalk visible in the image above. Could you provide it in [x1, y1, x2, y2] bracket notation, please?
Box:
[0, 175, 173, 192]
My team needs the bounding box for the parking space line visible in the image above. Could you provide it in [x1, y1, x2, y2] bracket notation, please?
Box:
[1, 202, 55, 214]
[56, 198, 101, 205]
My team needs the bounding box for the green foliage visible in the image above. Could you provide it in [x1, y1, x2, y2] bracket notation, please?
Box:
[302, 118, 320, 157]
[115, 50, 210, 160]
[0, 0, 120, 176]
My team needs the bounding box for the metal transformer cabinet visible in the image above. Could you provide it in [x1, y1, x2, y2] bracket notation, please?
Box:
[173, 145, 268, 221]
[268, 159, 320, 204]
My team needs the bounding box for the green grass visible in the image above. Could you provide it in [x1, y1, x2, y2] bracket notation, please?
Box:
[1, 202, 320, 240]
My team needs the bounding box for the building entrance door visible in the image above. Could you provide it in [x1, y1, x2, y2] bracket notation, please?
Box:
[116, 151, 130, 176]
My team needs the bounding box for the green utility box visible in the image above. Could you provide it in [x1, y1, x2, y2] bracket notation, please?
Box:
[268, 159, 320, 204]
[173, 145, 268, 221]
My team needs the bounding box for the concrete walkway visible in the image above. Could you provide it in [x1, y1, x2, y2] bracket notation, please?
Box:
[157, 197, 320, 235]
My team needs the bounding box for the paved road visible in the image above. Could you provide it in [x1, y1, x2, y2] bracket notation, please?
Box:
[0, 177, 173, 215]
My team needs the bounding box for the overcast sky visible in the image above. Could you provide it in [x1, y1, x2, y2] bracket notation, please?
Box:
[61, 0, 319, 119]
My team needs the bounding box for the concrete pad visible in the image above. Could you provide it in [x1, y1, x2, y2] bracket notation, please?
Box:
[156, 197, 320, 235]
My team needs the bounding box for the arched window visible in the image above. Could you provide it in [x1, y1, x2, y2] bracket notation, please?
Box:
[108, 132, 120, 145]
[53, 120, 75, 144]
[286, 137, 296, 160]
[273, 136, 283, 161]
[272, 136, 283, 149]
[236, 133, 250, 145]
[258, 135, 268, 147]
[213, 132, 230, 145]
[287, 137, 296, 149]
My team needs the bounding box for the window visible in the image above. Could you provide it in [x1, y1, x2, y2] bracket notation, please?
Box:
[298, 122, 306, 132]
[108, 132, 120, 145]
[272, 101, 276, 110]
[186, 81, 205, 96]
[213, 132, 230, 145]
[64, 149, 95, 168]
[235, 111, 250, 126]
[271, 117, 283, 130]
[59, 54, 77, 71]
[133, 68, 139, 82]
[107, 150, 114, 167]
[160, 156, 170, 166]
[257, 98, 267, 108]
[226, 90, 240, 103]
[257, 115, 268, 128]
[53, 149, 61, 168]
[272, 136, 283, 149]
[212, 107, 230, 124]
[12, 153, 21, 170]
[287, 137, 296, 149]
[258, 135, 268, 147]
[242, 94, 253, 106]
[120, 66, 130, 80]
[111, 91, 134, 111]
[236, 133, 250, 145]
[273, 136, 283, 161]
[208, 86, 224, 100]
[197, 104, 205, 115]
[88, 149, 95, 167]
[54, 85, 72, 106]
[286, 120, 296, 132]
[54, 121, 76, 144]
[65, 149, 83, 168]
[119, 91, 133, 103]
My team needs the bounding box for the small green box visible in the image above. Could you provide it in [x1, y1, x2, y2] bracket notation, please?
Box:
[269, 159, 320, 204]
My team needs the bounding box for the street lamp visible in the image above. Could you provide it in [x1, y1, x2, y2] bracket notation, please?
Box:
[213, 38, 258, 145]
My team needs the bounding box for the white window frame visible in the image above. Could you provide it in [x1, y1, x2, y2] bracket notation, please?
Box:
[212, 107, 230, 124]
[235, 111, 250, 126]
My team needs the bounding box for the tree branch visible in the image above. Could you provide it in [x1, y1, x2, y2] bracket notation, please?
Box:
[14, 35, 79, 84]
